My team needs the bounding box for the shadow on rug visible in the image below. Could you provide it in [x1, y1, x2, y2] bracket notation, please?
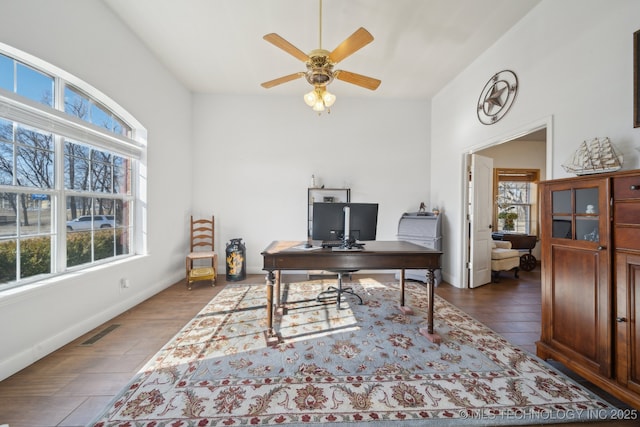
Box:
[89, 279, 616, 426]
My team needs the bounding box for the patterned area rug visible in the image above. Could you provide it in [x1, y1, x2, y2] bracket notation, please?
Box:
[89, 279, 615, 426]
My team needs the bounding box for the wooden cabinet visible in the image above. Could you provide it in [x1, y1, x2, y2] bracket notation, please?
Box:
[613, 175, 640, 397]
[537, 169, 640, 408]
[615, 252, 640, 395]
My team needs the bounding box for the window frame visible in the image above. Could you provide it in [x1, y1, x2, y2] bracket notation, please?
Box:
[0, 43, 146, 290]
[492, 168, 540, 236]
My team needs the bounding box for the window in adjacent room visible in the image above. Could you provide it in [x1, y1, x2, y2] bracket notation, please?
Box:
[0, 45, 145, 289]
[493, 168, 539, 235]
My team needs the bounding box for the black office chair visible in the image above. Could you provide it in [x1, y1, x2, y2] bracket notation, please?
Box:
[316, 270, 363, 309]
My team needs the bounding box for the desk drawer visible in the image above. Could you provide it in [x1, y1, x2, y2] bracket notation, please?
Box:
[614, 176, 640, 200]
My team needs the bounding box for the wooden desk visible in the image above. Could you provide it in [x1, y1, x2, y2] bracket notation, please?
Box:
[261, 240, 442, 345]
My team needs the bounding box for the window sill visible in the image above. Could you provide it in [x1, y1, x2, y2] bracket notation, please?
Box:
[0, 254, 148, 305]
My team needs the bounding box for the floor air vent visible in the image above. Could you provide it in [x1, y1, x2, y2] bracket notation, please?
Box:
[80, 324, 120, 345]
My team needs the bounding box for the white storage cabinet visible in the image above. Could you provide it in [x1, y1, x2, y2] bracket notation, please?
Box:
[395, 212, 442, 285]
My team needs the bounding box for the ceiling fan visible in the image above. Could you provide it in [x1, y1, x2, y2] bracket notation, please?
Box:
[261, 0, 381, 112]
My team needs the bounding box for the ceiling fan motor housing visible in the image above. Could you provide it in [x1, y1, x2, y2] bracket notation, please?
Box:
[305, 49, 334, 86]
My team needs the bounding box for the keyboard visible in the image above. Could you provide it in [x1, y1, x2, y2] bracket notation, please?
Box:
[321, 240, 366, 249]
[321, 240, 344, 248]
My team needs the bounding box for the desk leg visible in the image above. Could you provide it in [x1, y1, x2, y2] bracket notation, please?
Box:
[264, 271, 281, 346]
[398, 269, 414, 315]
[274, 270, 286, 315]
[419, 268, 441, 344]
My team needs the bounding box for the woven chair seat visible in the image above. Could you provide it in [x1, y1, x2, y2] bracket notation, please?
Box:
[189, 267, 215, 279]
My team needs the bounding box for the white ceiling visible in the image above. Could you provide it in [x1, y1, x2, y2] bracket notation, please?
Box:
[102, 0, 540, 100]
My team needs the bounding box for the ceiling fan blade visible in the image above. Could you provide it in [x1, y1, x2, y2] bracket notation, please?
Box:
[263, 33, 309, 62]
[261, 72, 305, 89]
[329, 27, 374, 64]
[334, 70, 381, 90]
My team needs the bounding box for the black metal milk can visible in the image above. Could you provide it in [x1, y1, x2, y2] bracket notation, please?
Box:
[225, 238, 246, 281]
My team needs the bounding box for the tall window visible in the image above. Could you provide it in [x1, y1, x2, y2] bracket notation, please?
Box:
[493, 168, 539, 235]
[0, 46, 144, 289]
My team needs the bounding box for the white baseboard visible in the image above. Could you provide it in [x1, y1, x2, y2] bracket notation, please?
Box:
[0, 274, 177, 382]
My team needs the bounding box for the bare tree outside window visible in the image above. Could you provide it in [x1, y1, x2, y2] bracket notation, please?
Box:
[0, 50, 137, 287]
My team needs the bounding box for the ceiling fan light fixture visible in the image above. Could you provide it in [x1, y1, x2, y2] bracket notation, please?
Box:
[304, 89, 318, 107]
[322, 89, 336, 107]
[312, 100, 325, 112]
[304, 87, 335, 113]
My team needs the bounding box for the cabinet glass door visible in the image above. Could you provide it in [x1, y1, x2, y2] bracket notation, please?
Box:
[576, 188, 599, 241]
[552, 190, 572, 239]
[551, 186, 601, 241]
[540, 177, 612, 379]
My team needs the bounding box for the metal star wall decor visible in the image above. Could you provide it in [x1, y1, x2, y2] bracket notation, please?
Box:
[477, 70, 518, 125]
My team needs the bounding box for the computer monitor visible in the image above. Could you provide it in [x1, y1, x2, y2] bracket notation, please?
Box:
[312, 202, 379, 241]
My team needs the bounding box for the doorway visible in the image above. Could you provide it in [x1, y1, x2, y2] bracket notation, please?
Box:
[462, 118, 552, 289]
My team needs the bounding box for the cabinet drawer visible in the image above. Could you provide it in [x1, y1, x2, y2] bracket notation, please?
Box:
[615, 202, 640, 225]
[398, 237, 440, 250]
[614, 176, 640, 200]
[615, 225, 640, 251]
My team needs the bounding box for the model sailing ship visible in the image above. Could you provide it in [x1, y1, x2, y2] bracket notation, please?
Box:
[562, 137, 623, 175]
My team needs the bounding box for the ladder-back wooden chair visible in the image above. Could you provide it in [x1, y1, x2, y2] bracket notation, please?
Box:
[185, 215, 217, 289]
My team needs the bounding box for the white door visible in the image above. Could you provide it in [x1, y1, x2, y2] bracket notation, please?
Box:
[469, 154, 493, 288]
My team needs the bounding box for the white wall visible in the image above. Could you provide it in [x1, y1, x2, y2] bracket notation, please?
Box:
[431, 0, 640, 287]
[0, 0, 193, 380]
[192, 94, 431, 273]
[479, 140, 546, 176]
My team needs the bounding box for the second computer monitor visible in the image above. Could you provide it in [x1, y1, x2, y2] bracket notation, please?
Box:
[312, 202, 379, 241]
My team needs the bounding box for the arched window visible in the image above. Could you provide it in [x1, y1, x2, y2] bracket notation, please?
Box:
[0, 44, 146, 289]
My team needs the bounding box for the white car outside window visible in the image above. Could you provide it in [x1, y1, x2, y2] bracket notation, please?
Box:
[66, 215, 115, 231]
